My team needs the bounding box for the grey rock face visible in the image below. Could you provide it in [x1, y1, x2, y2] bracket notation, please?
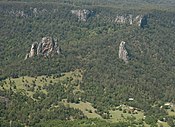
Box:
[8, 10, 26, 18]
[119, 41, 128, 63]
[33, 8, 38, 17]
[134, 15, 144, 27]
[115, 14, 147, 28]
[29, 42, 38, 58]
[24, 54, 29, 60]
[71, 9, 93, 21]
[129, 14, 133, 25]
[115, 15, 126, 23]
[6, 7, 49, 18]
[37, 37, 60, 56]
[140, 15, 148, 28]
[25, 37, 60, 60]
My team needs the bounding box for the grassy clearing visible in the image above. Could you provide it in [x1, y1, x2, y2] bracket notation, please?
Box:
[109, 107, 144, 123]
[157, 121, 170, 127]
[63, 100, 102, 119]
[0, 69, 83, 98]
[167, 109, 175, 116]
[109, 110, 144, 122]
[63, 100, 145, 124]
[2, 70, 170, 126]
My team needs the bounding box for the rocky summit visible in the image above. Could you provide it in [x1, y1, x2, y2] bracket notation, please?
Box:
[25, 37, 60, 60]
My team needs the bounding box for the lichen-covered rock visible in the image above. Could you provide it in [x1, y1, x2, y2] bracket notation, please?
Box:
[25, 37, 60, 60]
[71, 9, 94, 21]
[119, 41, 128, 63]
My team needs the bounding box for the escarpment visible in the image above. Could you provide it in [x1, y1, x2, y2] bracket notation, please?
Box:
[115, 14, 148, 28]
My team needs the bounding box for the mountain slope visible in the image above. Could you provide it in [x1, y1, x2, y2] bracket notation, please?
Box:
[0, 0, 175, 126]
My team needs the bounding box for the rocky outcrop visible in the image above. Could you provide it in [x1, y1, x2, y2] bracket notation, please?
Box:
[25, 37, 60, 60]
[5, 7, 49, 18]
[71, 9, 94, 21]
[25, 42, 37, 60]
[115, 14, 147, 28]
[129, 14, 133, 25]
[134, 15, 148, 28]
[8, 10, 26, 18]
[29, 42, 38, 58]
[33, 8, 38, 17]
[140, 15, 148, 28]
[115, 15, 126, 24]
[119, 41, 128, 63]
[37, 37, 60, 56]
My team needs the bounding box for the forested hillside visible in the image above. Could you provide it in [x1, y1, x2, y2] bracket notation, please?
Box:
[0, 0, 175, 126]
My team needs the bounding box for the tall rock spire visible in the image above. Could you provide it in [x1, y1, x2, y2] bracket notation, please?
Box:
[119, 41, 128, 63]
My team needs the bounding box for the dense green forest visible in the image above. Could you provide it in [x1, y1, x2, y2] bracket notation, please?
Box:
[0, 0, 175, 126]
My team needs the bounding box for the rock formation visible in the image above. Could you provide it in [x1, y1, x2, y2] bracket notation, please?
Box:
[115, 15, 126, 24]
[25, 37, 60, 60]
[115, 14, 147, 28]
[37, 37, 60, 56]
[71, 9, 94, 21]
[29, 42, 38, 58]
[6, 7, 49, 18]
[134, 15, 147, 27]
[140, 15, 148, 28]
[119, 41, 128, 63]
[33, 8, 38, 17]
[129, 14, 133, 25]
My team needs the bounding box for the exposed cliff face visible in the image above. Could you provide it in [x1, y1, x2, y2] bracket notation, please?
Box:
[115, 15, 126, 24]
[71, 9, 94, 21]
[115, 14, 147, 28]
[29, 42, 38, 57]
[140, 15, 148, 28]
[2, 7, 53, 18]
[129, 14, 133, 25]
[119, 41, 128, 63]
[25, 37, 60, 60]
[1, 6, 149, 28]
